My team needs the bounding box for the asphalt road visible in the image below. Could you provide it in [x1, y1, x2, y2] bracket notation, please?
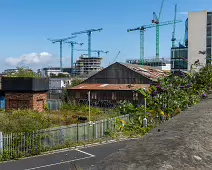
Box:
[0, 139, 136, 170]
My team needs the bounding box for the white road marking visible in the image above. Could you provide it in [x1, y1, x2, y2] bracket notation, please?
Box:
[24, 155, 94, 170]
[6, 138, 136, 170]
[75, 149, 95, 157]
[1, 138, 136, 164]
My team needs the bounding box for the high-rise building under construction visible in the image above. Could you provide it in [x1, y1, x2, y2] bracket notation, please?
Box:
[74, 55, 103, 75]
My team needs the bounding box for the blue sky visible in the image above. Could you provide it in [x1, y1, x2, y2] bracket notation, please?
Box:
[0, 0, 211, 72]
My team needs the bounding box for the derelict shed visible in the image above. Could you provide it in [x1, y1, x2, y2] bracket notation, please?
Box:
[82, 62, 166, 84]
[67, 84, 150, 107]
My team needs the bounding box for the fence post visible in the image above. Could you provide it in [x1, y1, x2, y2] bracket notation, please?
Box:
[0, 132, 3, 154]
[114, 117, 116, 133]
[101, 120, 104, 137]
[93, 123, 95, 139]
[77, 124, 79, 142]
[95, 121, 98, 138]
[59, 127, 63, 145]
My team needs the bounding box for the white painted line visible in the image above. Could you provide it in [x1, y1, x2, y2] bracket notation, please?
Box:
[75, 149, 95, 157]
[24, 155, 94, 170]
[2, 138, 137, 164]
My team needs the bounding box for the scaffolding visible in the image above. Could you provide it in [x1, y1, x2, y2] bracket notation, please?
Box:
[75, 55, 103, 75]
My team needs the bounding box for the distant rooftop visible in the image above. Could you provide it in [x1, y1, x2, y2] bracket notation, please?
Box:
[126, 57, 171, 65]
[42, 67, 72, 71]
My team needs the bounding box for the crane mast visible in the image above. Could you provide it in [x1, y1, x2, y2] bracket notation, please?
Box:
[127, 19, 182, 65]
[171, 4, 177, 47]
[65, 41, 83, 72]
[48, 36, 76, 71]
[72, 28, 102, 58]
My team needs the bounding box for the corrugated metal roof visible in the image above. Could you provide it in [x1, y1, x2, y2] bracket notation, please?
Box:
[120, 63, 168, 80]
[68, 84, 149, 91]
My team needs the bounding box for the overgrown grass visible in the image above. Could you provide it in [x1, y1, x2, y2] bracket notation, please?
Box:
[0, 104, 119, 133]
[0, 110, 51, 133]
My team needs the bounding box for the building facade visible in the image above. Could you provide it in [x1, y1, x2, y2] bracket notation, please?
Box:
[171, 11, 212, 73]
[40, 67, 72, 77]
[171, 47, 188, 73]
[75, 55, 103, 75]
[68, 84, 149, 107]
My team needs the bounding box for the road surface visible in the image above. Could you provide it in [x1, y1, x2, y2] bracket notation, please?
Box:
[0, 139, 136, 170]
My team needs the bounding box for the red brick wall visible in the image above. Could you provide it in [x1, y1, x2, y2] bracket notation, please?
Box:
[5, 92, 47, 112]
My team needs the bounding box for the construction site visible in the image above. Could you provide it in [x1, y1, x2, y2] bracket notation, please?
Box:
[44, 0, 182, 76]
[42, 0, 211, 76]
[74, 54, 103, 75]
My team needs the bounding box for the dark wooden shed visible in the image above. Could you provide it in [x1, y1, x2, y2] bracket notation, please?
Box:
[82, 62, 166, 84]
[67, 84, 150, 107]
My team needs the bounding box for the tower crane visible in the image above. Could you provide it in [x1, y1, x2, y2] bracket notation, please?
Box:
[75, 49, 109, 58]
[152, 0, 165, 60]
[127, 20, 182, 65]
[48, 36, 77, 71]
[71, 28, 103, 58]
[171, 4, 177, 48]
[65, 41, 83, 71]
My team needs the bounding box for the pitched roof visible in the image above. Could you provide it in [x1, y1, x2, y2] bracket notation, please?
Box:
[119, 63, 168, 81]
[68, 84, 149, 91]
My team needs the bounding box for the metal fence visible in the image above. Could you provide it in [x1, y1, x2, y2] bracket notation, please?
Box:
[47, 99, 63, 110]
[0, 114, 129, 157]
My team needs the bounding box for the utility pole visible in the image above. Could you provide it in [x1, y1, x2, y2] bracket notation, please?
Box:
[72, 28, 103, 58]
[48, 36, 76, 71]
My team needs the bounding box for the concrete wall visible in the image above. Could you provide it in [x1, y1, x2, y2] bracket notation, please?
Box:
[188, 11, 208, 71]
[155, 64, 171, 71]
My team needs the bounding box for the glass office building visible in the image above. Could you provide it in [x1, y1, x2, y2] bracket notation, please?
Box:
[171, 11, 212, 73]
[171, 47, 188, 73]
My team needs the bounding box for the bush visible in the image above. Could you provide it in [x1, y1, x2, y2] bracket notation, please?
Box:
[0, 110, 52, 133]
[116, 65, 212, 138]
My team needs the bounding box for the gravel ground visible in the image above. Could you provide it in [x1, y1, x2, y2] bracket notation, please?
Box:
[89, 95, 212, 170]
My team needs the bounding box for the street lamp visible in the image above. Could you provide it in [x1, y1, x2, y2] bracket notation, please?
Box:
[143, 88, 148, 127]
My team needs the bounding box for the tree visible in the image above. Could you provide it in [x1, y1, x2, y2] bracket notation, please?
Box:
[71, 78, 83, 87]
[7, 67, 39, 78]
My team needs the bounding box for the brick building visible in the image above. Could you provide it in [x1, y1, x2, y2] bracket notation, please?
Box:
[1, 77, 49, 112]
[5, 92, 47, 112]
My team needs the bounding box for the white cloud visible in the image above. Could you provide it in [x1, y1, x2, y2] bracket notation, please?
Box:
[5, 52, 53, 67]
[4, 52, 72, 71]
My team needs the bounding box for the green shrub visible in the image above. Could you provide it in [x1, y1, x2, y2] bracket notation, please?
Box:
[0, 110, 52, 133]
